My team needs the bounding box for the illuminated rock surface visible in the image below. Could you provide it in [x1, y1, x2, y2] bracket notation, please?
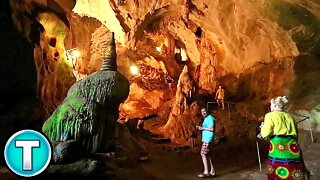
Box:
[1, 0, 320, 179]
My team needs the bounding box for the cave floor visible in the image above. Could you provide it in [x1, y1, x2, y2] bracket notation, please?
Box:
[112, 125, 319, 180]
[1, 130, 319, 180]
[128, 126, 320, 180]
[0, 136, 265, 180]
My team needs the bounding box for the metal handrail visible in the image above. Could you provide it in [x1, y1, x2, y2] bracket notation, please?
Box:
[297, 117, 309, 124]
[207, 101, 314, 143]
[206, 101, 237, 110]
[294, 113, 309, 119]
[294, 115, 314, 143]
[207, 101, 247, 122]
[207, 101, 231, 120]
[206, 101, 314, 170]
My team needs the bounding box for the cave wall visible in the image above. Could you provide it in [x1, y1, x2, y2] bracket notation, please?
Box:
[5, 0, 320, 144]
[0, 1, 39, 161]
[0, 6, 36, 99]
[62, 0, 304, 101]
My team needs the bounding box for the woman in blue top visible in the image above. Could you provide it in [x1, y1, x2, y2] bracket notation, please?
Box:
[196, 108, 215, 178]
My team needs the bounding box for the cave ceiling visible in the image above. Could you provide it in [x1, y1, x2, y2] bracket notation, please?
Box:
[6, 0, 320, 125]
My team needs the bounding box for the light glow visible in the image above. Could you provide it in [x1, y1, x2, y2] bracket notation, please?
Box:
[156, 46, 162, 53]
[65, 48, 85, 80]
[66, 48, 81, 61]
[70, 50, 81, 58]
[130, 65, 139, 75]
[181, 48, 188, 61]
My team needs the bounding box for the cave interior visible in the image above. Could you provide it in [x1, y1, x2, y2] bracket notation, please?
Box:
[0, 0, 320, 179]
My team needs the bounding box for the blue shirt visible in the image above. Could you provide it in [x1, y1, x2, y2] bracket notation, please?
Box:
[202, 115, 215, 142]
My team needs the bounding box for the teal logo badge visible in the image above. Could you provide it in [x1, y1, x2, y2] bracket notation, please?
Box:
[4, 130, 51, 177]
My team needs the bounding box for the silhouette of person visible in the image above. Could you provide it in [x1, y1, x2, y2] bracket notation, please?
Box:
[215, 86, 225, 109]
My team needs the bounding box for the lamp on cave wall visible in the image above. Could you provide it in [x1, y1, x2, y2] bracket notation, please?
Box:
[66, 48, 81, 69]
[156, 46, 162, 53]
[180, 48, 188, 62]
[174, 48, 188, 63]
[66, 48, 83, 81]
[130, 65, 139, 76]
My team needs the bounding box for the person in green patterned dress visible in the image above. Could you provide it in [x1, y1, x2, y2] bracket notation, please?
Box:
[259, 96, 308, 180]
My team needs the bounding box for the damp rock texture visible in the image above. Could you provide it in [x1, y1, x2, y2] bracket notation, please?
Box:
[7, 0, 320, 144]
[42, 69, 129, 157]
[42, 34, 130, 163]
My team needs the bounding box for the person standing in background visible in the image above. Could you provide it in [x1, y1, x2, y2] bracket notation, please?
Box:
[215, 86, 225, 109]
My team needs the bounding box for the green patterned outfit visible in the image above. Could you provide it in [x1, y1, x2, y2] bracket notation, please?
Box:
[267, 136, 306, 180]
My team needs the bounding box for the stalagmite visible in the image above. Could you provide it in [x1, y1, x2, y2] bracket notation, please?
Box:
[42, 33, 130, 163]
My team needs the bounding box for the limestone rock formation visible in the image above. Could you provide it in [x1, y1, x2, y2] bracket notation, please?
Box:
[163, 66, 199, 144]
[170, 66, 195, 116]
[7, 0, 320, 145]
[42, 33, 130, 163]
[4, 1, 320, 179]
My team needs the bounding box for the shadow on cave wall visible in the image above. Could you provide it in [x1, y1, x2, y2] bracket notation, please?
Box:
[264, 0, 320, 56]
[290, 54, 320, 110]
[0, 1, 41, 162]
[263, 0, 320, 111]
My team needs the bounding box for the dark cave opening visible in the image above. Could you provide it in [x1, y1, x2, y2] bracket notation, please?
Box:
[195, 27, 202, 38]
[0, 8, 39, 163]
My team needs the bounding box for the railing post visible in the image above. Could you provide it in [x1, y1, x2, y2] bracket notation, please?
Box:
[296, 115, 313, 144]
[256, 141, 262, 172]
[244, 105, 248, 123]
[228, 102, 231, 120]
[307, 118, 314, 143]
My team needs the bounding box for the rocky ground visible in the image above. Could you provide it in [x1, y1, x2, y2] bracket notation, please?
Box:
[0, 109, 319, 180]
[0, 130, 319, 180]
[134, 129, 320, 180]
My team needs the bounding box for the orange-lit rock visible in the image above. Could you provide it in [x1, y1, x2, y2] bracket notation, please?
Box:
[8, 0, 320, 140]
[162, 66, 198, 143]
